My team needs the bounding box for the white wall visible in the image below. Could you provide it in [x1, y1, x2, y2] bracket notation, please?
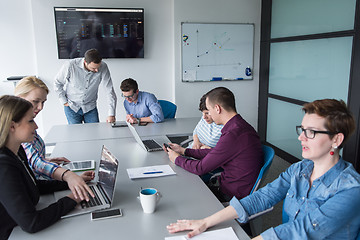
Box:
[30, 0, 174, 135]
[0, 0, 45, 132]
[0, 0, 37, 88]
[0, 0, 36, 95]
[1, 0, 260, 137]
[173, 0, 261, 129]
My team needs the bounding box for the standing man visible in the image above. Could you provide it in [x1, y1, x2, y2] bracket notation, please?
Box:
[54, 48, 117, 124]
[120, 78, 164, 123]
[164, 87, 263, 202]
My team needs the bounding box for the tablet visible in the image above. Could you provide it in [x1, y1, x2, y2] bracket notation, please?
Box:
[62, 160, 96, 172]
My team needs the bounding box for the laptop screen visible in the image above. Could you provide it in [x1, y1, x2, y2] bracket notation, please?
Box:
[98, 146, 119, 202]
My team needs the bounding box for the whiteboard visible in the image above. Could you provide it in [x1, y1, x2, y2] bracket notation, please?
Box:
[181, 23, 254, 82]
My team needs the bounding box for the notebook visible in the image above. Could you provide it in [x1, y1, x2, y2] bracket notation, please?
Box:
[54, 145, 119, 218]
[126, 122, 171, 152]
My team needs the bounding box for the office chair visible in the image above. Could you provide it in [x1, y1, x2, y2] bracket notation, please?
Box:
[158, 100, 177, 119]
[222, 144, 274, 206]
[245, 145, 275, 236]
[250, 145, 275, 194]
[210, 145, 275, 237]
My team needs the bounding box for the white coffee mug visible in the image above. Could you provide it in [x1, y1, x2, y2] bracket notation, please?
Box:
[139, 188, 161, 213]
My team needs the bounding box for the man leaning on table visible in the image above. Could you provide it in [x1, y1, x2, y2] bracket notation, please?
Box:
[164, 87, 263, 202]
[120, 78, 164, 124]
[54, 48, 117, 124]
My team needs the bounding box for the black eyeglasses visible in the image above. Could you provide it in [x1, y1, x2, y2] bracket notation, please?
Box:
[121, 92, 136, 99]
[296, 126, 336, 139]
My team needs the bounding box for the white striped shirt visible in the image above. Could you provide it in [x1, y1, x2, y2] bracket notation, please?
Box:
[191, 117, 223, 148]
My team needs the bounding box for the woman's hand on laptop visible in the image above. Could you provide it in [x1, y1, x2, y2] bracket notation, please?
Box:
[63, 171, 95, 201]
[80, 171, 95, 182]
[66, 193, 83, 204]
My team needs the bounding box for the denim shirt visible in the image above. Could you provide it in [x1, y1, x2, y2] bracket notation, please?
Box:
[230, 158, 360, 239]
[123, 91, 164, 123]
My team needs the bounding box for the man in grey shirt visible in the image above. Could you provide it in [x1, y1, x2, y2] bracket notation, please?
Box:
[54, 48, 117, 124]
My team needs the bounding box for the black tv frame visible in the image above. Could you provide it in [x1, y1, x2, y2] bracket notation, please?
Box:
[54, 7, 144, 59]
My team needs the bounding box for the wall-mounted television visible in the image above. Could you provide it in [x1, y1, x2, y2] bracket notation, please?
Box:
[54, 7, 144, 59]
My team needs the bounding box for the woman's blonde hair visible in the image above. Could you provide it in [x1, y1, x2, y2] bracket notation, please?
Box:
[14, 76, 49, 97]
[0, 95, 33, 148]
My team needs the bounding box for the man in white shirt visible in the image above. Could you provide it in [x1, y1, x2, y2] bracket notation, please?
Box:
[54, 48, 117, 124]
[190, 94, 223, 149]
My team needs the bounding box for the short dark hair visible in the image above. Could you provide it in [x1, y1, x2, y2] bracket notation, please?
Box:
[302, 99, 355, 148]
[84, 49, 102, 64]
[120, 78, 138, 92]
[198, 94, 207, 112]
[205, 87, 236, 112]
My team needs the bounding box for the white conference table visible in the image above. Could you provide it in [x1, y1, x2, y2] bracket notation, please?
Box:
[11, 118, 250, 239]
[44, 117, 199, 145]
[10, 137, 250, 240]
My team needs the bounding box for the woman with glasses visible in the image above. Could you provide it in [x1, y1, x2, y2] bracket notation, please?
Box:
[167, 99, 360, 239]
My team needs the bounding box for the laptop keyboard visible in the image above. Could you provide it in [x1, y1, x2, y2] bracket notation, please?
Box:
[80, 185, 102, 208]
[143, 139, 162, 150]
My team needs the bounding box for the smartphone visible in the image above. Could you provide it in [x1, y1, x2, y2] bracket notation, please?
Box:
[91, 208, 122, 221]
[111, 122, 127, 128]
[163, 143, 171, 152]
[138, 121, 148, 126]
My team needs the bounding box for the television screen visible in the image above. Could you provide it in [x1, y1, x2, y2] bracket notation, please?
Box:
[54, 7, 144, 59]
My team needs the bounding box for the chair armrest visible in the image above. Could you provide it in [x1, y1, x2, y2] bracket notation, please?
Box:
[180, 136, 193, 147]
[248, 207, 274, 221]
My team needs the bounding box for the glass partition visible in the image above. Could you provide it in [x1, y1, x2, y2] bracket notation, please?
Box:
[271, 0, 356, 38]
[267, 98, 304, 159]
[269, 37, 352, 103]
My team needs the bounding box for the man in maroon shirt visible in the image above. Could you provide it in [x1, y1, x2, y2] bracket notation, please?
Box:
[165, 87, 263, 202]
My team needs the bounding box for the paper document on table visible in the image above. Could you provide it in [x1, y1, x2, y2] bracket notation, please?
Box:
[164, 227, 239, 240]
[127, 164, 176, 179]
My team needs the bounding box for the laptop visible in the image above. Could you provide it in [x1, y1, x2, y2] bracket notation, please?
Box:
[54, 145, 119, 218]
[126, 121, 171, 152]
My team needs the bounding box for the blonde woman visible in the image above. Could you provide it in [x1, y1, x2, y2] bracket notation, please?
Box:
[15, 76, 94, 201]
[0, 95, 81, 238]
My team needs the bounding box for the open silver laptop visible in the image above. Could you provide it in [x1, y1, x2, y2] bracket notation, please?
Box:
[126, 122, 171, 152]
[54, 145, 119, 218]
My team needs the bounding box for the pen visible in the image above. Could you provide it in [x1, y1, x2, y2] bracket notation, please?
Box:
[143, 171, 163, 174]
